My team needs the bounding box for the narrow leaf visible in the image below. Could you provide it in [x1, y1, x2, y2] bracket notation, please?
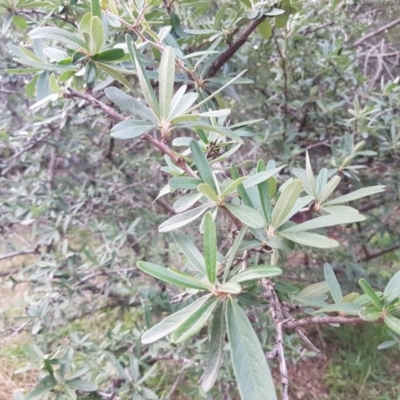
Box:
[171, 297, 219, 343]
[190, 140, 218, 193]
[281, 213, 365, 233]
[105, 87, 156, 122]
[279, 231, 339, 248]
[359, 278, 383, 309]
[91, 0, 101, 18]
[204, 213, 217, 284]
[323, 263, 343, 304]
[90, 16, 104, 55]
[110, 120, 155, 139]
[359, 306, 382, 322]
[384, 315, 400, 336]
[169, 177, 203, 190]
[271, 180, 302, 229]
[229, 265, 282, 283]
[91, 48, 125, 61]
[226, 299, 277, 400]
[137, 261, 211, 290]
[384, 271, 400, 305]
[298, 281, 329, 297]
[225, 203, 266, 228]
[30, 27, 88, 49]
[171, 231, 206, 275]
[198, 183, 220, 202]
[221, 177, 247, 198]
[242, 167, 284, 189]
[126, 35, 160, 117]
[315, 303, 361, 315]
[141, 294, 212, 344]
[305, 151, 317, 197]
[159, 202, 211, 232]
[159, 46, 175, 118]
[318, 176, 341, 204]
[201, 303, 225, 392]
[324, 185, 385, 206]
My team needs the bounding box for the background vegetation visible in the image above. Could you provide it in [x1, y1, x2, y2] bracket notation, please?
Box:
[1, 0, 400, 399]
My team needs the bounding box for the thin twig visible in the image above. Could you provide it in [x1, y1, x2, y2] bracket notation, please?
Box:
[262, 279, 289, 400]
[354, 17, 400, 47]
[283, 316, 365, 330]
[0, 320, 30, 344]
[0, 248, 38, 262]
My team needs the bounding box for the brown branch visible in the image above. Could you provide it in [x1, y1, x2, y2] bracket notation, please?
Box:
[206, 16, 267, 78]
[354, 17, 400, 47]
[64, 89, 197, 178]
[283, 316, 365, 331]
[0, 248, 38, 262]
[361, 244, 400, 262]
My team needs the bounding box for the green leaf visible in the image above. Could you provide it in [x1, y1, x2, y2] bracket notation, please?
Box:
[217, 282, 242, 294]
[190, 140, 218, 193]
[279, 231, 339, 248]
[91, 0, 101, 18]
[159, 202, 211, 232]
[223, 225, 248, 282]
[12, 15, 28, 29]
[220, 177, 247, 198]
[97, 63, 133, 91]
[2, 12, 13, 34]
[198, 183, 219, 202]
[225, 203, 266, 228]
[359, 306, 382, 322]
[257, 19, 272, 39]
[201, 303, 225, 392]
[30, 27, 88, 50]
[91, 48, 125, 61]
[231, 164, 253, 207]
[171, 297, 219, 343]
[137, 261, 211, 290]
[305, 151, 317, 197]
[204, 213, 217, 284]
[323, 263, 342, 304]
[315, 303, 361, 316]
[90, 16, 104, 55]
[324, 185, 385, 206]
[318, 176, 341, 204]
[159, 46, 175, 119]
[169, 176, 204, 190]
[298, 281, 329, 297]
[22, 378, 57, 400]
[110, 120, 155, 139]
[174, 192, 202, 213]
[105, 87, 156, 122]
[226, 299, 277, 400]
[384, 315, 400, 335]
[384, 271, 400, 305]
[141, 294, 212, 344]
[168, 89, 198, 120]
[171, 231, 206, 275]
[359, 278, 383, 309]
[271, 180, 302, 229]
[242, 167, 285, 189]
[256, 160, 272, 223]
[126, 35, 160, 117]
[229, 265, 282, 283]
[66, 379, 97, 391]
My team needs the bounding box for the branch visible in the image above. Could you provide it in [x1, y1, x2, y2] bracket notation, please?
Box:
[206, 16, 267, 78]
[0, 248, 38, 262]
[64, 89, 197, 178]
[354, 17, 400, 47]
[361, 244, 400, 262]
[283, 316, 365, 331]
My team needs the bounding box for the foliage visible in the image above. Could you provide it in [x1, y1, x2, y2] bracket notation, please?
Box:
[0, 0, 400, 399]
